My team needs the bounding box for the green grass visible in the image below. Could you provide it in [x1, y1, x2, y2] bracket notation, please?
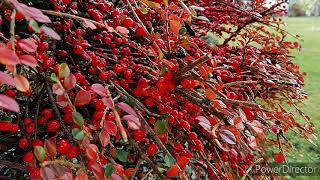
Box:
[282, 17, 320, 179]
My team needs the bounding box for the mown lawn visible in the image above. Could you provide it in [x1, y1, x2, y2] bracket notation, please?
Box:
[283, 17, 320, 179]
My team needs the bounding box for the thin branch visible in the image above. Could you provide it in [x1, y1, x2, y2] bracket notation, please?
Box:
[9, 9, 16, 51]
[0, 160, 27, 171]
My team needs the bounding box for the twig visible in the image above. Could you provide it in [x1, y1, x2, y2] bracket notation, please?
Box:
[130, 159, 143, 180]
[9, 9, 16, 51]
[175, 53, 212, 81]
[0, 160, 26, 171]
[129, 138, 164, 178]
[126, 0, 164, 60]
[45, 80, 75, 145]
[106, 85, 128, 142]
[41, 160, 82, 169]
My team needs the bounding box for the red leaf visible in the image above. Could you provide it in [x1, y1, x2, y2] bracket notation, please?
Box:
[0, 48, 20, 65]
[116, 102, 137, 117]
[0, 72, 16, 87]
[56, 94, 68, 107]
[75, 172, 89, 180]
[219, 128, 237, 144]
[41, 26, 61, 40]
[101, 97, 112, 109]
[40, 167, 56, 180]
[177, 156, 189, 169]
[14, 75, 30, 92]
[88, 161, 104, 180]
[99, 130, 110, 147]
[86, 144, 98, 161]
[17, 38, 37, 53]
[58, 172, 74, 180]
[10, 0, 51, 23]
[205, 89, 216, 101]
[116, 26, 129, 36]
[91, 83, 107, 97]
[104, 121, 117, 136]
[274, 152, 285, 164]
[63, 74, 76, 91]
[19, 55, 38, 67]
[166, 164, 179, 178]
[0, 94, 20, 112]
[44, 137, 57, 158]
[75, 90, 91, 106]
[122, 115, 141, 130]
[196, 116, 211, 132]
[247, 135, 257, 150]
[53, 83, 65, 96]
[82, 20, 97, 30]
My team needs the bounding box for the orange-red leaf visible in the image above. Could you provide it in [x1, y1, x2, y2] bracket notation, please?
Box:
[14, 75, 30, 92]
[75, 90, 91, 106]
[0, 48, 20, 65]
[205, 89, 216, 101]
[177, 156, 189, 169]
[75, 172, 89, 180]
[166, 164, 179, 178]
[17, 38, 38, 53]
[19, 55, 38, 67]
[169, 19, 181, 35]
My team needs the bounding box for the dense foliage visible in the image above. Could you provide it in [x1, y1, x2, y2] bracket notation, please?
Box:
[0, 0, 315, 179]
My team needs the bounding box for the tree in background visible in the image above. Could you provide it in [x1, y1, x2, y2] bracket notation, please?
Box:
[0, 0, 315, 179]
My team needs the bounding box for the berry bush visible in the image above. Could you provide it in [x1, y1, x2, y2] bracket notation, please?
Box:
[0, 0, 315, 179]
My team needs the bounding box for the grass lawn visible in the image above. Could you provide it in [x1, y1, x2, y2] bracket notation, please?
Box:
[283, 17, 320, 179]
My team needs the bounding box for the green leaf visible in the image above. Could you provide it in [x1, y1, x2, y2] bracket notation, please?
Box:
[164, 154, 175, 167]
[154, 120, 168, 134]
[148, 1, 160, 8]
[179, 27, 187, 35]
[72, 111, 84, 127]
[117, 149, 128, 162]
[104, 164, 114, 177]
[47, 73, 58, 83]
[34, 146, 46, 162]
[162, 0, 168, 6]
[201, 99, 211, 105]
[140, 8, 148, 14]
[58, 63, 70, 78]
[160, 65, 167, 76]
[28, 20, 40, 33]
[72, 128, 85, 140]
[196, 16, 210, 22]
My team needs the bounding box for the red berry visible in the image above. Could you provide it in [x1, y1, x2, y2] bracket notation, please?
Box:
[26, 123, 35, 134]
[123, 17, 134, 27]
[133, 130, 145, 142]
[47, 120, 61, 132]
[188, 132, 198, 140]
[24, 117, 33, 125]
[41, 108, 53, 119]
[32, 139, 43, 147]
[4, 89, 16, 97]
[11, 123, 19, 133]
[29, 168, 41, 178]
[135, 26, 147, 37]
[221, 154, 228, 162]
[146, 144, 158, 156]
[74, 45, 84, 55]
[18, 137, 29, 149]
[57, 139, 71, 154]
[148, 117, 156, 124]
[23, 151, 34, 163]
